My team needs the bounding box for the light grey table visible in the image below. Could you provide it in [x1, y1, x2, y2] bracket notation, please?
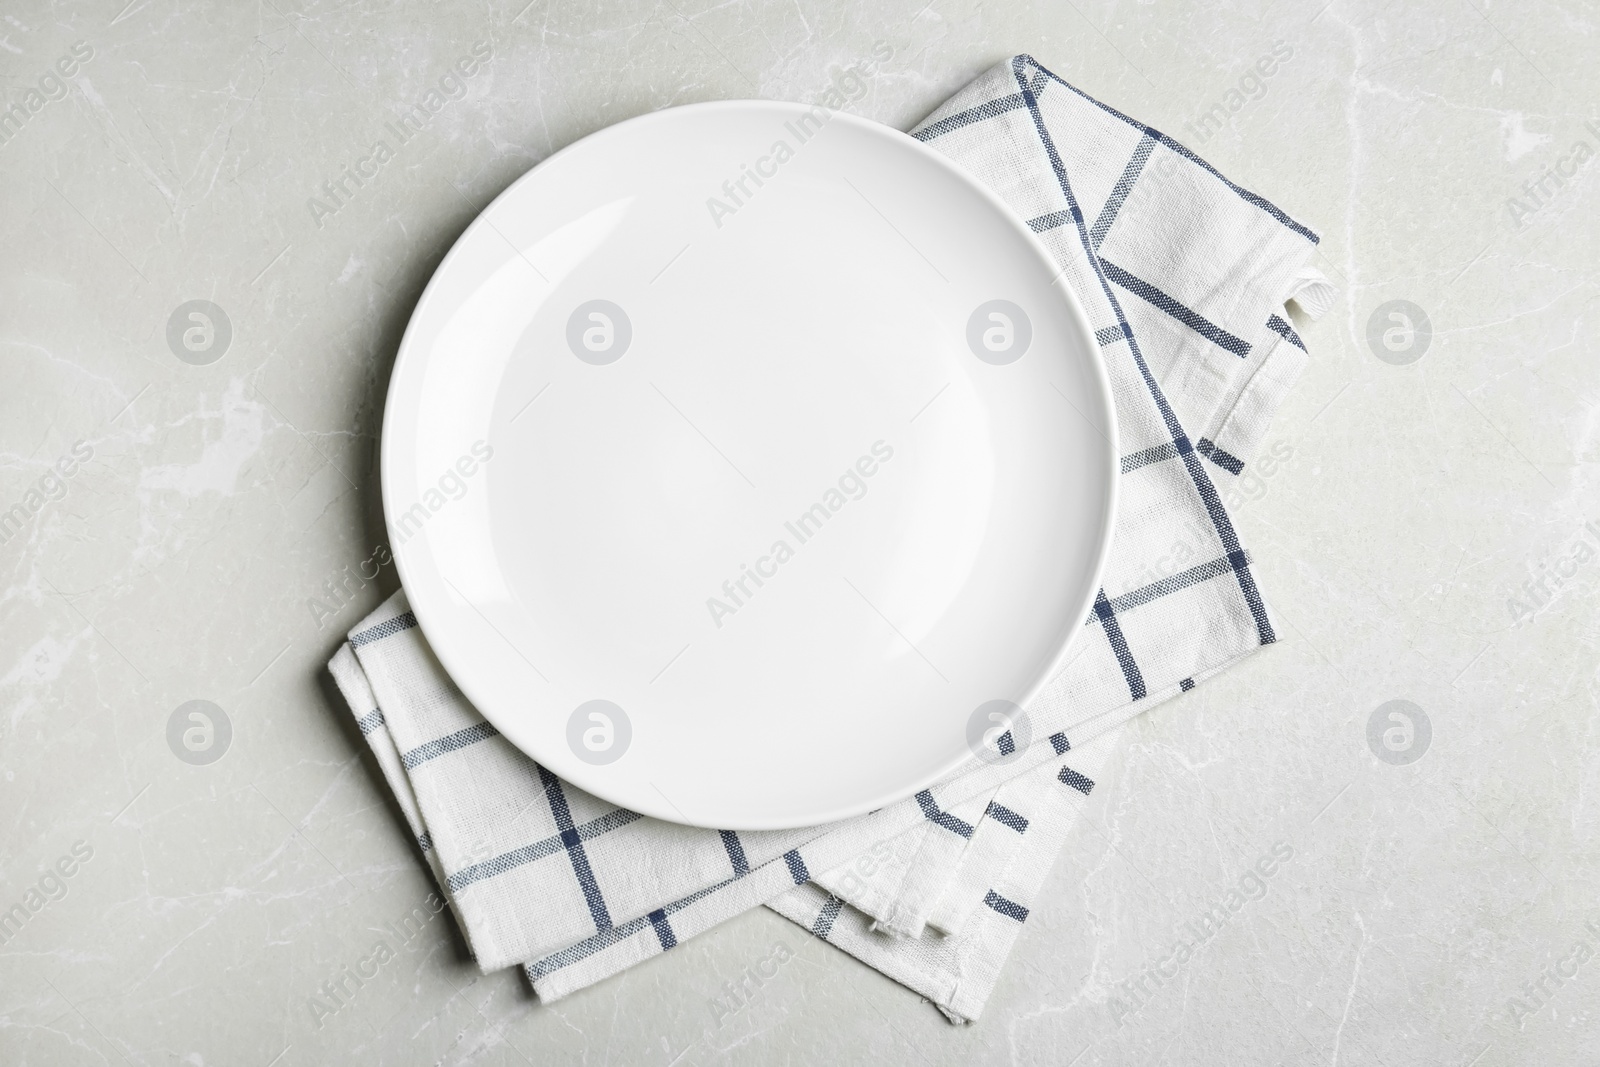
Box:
[2, 1, 1595, 1064]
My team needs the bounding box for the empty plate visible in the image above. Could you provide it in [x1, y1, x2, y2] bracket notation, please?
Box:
[382, 100, 1116, 829]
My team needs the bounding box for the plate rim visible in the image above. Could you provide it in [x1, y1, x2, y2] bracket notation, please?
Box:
[381, 98, 1120, 829]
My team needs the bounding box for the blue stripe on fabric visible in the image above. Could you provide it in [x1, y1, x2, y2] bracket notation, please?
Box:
[1011, 56, 1275, 651]
[449, 836, 563, 893]
[985, 802, 1029, 833]
[525, 879, 729, 979]
[400, 721, 500, 769]
[1196, 437, 1245, 475]
[1011, 56, 1318, 243]
[1091, 589, 1147, 702]
[349, 611, 417, 647]
[356, 708, 385, 736]
[535, 763, 613, 933]
[1180, 677, 1196, 692]
[577, 807, 643, 838]
[1267, 312, 1307, 351]
[1181, 444, 1275, 644]
[1089, 132, 1157, 250]
[647, 908, 677, 950]
[1059, 767, 1095, 795]
[915, 789, 976, 838]
[812, 894, 845, 938]
[417, 830, 432, 853]
[1196, 459, 1274, 644]
[997, 729, 1016, 757]
[719, 829, 750, 877]
[783, 849, 809, 885]
[447, 806, 644, 892]
[911, 92, 1030, 142]
[1120, 441, 1180, 474]
[1087, 554, 1247, 620]
[1100, 259, 1252, 358]
[1095, 325, 1126, 347]
[1028, 207, 1081, 233]
[1049, 732, 1071, 755]
[983, 889, 1030, 922]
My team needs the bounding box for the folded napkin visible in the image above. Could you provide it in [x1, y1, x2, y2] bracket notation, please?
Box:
[328, 54, 1328, 1024]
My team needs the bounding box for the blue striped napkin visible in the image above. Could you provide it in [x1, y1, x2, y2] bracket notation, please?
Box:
[328, 53, 1329, 1023]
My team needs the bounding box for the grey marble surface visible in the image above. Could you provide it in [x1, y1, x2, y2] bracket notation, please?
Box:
[2, 0, 1597, 1064]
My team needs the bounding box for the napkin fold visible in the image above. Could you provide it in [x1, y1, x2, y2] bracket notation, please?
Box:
[328, 54, 1326, 1024]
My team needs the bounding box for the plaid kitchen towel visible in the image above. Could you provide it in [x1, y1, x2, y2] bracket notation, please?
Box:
[327, 54, 1328, 1023]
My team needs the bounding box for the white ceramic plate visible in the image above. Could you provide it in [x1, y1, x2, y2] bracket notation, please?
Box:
[383, 100, 1116, 830]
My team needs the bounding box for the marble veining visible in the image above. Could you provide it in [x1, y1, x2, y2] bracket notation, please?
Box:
[1, 0, 1597, 1064]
